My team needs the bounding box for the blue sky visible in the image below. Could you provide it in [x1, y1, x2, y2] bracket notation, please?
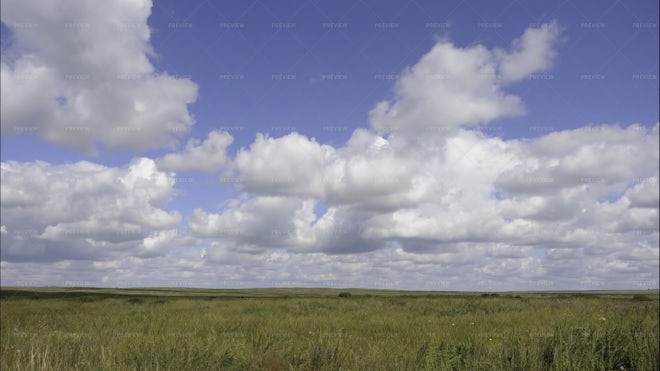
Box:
[1, 0, 658, 290]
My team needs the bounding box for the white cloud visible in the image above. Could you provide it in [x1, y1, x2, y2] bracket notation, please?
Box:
[187, 194, 386, 255]
[1, 18, 657, 290]
[324, 129, 436, 211]
[2, 239, 655, 290]
[187, 196, 318, 252]
[0, 0, 197, 153]
[139, 229, 179, 257]
[232, 129, 444, 212]
[626, 178, 659, 209]
[156, 130, 234, 173]
[234, 133, 334, 197]
[0, 158, 183, 261]
[188, 122, 658, 287]
[190, 47, 658, 261]
[369, 22, 560, 134]
[495, 21, 561, 83]
[495, 124, 659, 195]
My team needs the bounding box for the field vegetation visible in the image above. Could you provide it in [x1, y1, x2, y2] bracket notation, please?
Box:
[1, 287, 658, 370]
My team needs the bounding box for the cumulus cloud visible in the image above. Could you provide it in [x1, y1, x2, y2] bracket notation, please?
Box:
[0, 0, 197, 153]
[233, 129, 438, 211]
[0, 158, 184, 261]
[495, 124, 659, 195]
[626, 178, 660, 209]
[187, 196, 317, 252]
[192, 122, 658, 266]
[234, 133, 335, 197]
[369, 22, 560, 134]
[187, 191, 392, 256]
[156, 130, 234, 173]
[187, 23, 654, 271]
[494, 124, 659, 232]
[1, 18, 657, 290]
[495, 22, 561, 83]
[197, 121, 653, 289]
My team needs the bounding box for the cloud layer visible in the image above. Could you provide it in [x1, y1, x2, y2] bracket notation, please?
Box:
[1, 17, 657, 290]
[0, 0, 197, 153]
[1, 158, 184, 261]
[195, 124, 658, 254]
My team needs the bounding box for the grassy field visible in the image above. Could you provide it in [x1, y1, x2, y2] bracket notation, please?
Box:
[1, 288, 658, 370]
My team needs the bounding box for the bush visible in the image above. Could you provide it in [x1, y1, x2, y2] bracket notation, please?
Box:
[632, 294, 651, 301]
[338, 292, 352, 298]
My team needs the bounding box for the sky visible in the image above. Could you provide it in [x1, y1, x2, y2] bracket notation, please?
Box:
[0, 0, 658, 291]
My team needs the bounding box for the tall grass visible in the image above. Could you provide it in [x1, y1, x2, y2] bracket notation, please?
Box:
[1, 289, 658, 370]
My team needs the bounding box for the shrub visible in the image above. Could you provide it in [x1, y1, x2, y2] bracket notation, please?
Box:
[338, 292, 352, 298]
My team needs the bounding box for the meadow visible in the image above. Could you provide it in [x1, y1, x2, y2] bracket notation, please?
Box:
[1, 287, 658, 370]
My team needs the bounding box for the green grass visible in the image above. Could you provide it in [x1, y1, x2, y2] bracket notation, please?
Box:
[1, 288, 658, 370]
